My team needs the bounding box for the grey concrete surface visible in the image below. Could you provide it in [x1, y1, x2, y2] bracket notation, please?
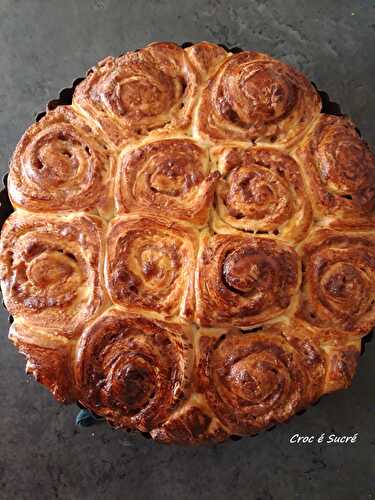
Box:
[0, 1, 374, 499]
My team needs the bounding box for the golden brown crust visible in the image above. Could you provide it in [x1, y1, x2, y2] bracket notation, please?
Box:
[297, 228, 375, 338]
[105, 214, 198, 320]
[151, 397, 228, 444]
[196, 324, 326, 435]
[74, 308, 193, 431]
[0, 212, 106, 336]
[280, 320, 360, 393]
[8, 107, 113, 218]
[1, 41, 373, 445]
[195, 232, 299, 327]
[294, 114, 375, 227]
[9, 321, 77, 403]
[211, 145, 312, 241]
[322, 337, 361, 393]
[185, 41, 229, 82]
[115, 137, 219, 226]
[73, 42, 198, 148]
[194, 51, 321, 146]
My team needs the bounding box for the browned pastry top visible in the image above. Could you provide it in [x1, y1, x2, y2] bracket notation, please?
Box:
[1, 41, 374, 445]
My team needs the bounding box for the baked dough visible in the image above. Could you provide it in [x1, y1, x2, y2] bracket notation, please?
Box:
[1, 41, 374, 444]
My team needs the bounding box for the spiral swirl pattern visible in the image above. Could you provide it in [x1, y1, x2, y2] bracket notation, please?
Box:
[105, 214, 198, 319]
[75, 309, 192, 431]
[197, 325, 326, 434]
[298, 229, 375, 336]
[8, 107, 112, 217]
[295, 114, 375, 227]
[195, 233, 299, 327]
[73, 42, 197, 147]
[212, 145, 312, 241]
[116, 138, 219, 225]
[195, 51, 321, 145]
[0, 212, 105, 335]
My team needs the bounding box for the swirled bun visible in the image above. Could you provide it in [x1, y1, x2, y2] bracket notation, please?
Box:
[1, 42, 373, 444]
[196, 323, 360, 435]
[116, 136, 219, 225]
[297, 228, 375, 338]
[8, 107, 113, 218]
[73, 42, 198, 147]
[0, 211, 107, 336]
[294, 114, 375, 228]
[195, 231, 299, 327]
[194, 51, 321, 146]
[75, 308, 193, 431]
[105, 214, 198, 320]
[211, 145, 312, 241]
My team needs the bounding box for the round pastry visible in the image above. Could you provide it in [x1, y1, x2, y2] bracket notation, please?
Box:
[1, 41, 373, 445]
[8, 107, 113, 218]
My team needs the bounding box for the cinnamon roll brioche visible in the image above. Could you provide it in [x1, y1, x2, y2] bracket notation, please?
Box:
[73, 42, 197, 147]
[116, 137, 219, 225]
[297, 228, 375, 338]
[196, 324, 360, 435]
[1, 42, 374, 444]
[105, 214, 198, 320]
[150, 396, 228, 444]
[211, 145, 312, 241]
[195, 231, 299, 327]
[0, 212, 106, 337]
[194, 51, 321, 146]
[9, 321, 78, 403]
[184, 41, 228, 82]
[75, 308, 193, 432]
[294, 114, 375, 228]
[8, 107, 113, 218]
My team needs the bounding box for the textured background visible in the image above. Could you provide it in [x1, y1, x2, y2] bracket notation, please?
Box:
[0, 1, 374, 499]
